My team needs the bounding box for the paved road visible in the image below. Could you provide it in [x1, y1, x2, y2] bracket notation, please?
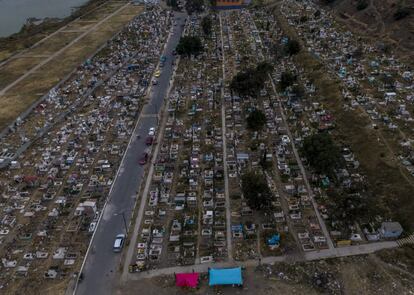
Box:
[75, 11, 186, 295]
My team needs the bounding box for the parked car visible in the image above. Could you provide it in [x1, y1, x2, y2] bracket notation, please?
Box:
[154, 70, 161, 78]
[148, 127, 156, 136]
[146, 136, 154, 146]
[139, 152, 149, 165]
[113, 234, 125, 252]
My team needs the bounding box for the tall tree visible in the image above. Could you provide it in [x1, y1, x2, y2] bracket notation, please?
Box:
[176, 36, 203, 56]
[300, 133, 342, 176]
[230, 62, 273, 97]
[279, 71, 297, 91]
[285, 39, 301, 56]
[201, 15, 212, 36]
[241, 171, 273, 210]
[185, 0, 204, 14]
[246, 109, 266, 131]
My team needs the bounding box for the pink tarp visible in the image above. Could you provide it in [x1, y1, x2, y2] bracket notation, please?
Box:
[175, 273, 199, 288]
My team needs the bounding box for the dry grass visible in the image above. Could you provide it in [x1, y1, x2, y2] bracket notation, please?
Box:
[27, 32, 81, 56]
[0, 56, 44, 89]
[0, 4, 143, 130]
[297, 51, 414, 229]
[0, 50, 13, 61]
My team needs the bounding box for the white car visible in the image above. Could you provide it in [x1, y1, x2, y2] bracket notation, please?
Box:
[113, 234, 125, 252]
[148, 127, 156, 136]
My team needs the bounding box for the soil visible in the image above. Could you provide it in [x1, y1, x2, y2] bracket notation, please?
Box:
[118, 247, 414, 295]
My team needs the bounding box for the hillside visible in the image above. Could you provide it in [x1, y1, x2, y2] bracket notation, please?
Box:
[318, 0, 414, 61]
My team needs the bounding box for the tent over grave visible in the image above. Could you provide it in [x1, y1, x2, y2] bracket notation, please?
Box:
[209, 267, 243, 286]
[175, 272, 199, 288]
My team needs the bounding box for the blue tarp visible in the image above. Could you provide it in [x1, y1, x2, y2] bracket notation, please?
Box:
[209, 267, 243, 286]
[267, 234, 280, 246]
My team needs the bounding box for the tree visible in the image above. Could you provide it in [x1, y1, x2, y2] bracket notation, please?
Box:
[246, 109, 266, 131]
[356, 0, 368, 11]
[300, 133, 342, 176]
[241, 171, 273, 210]
[185, 0, 204, 14]
[279, 71, 297, 91]
[285, 39, 301, 56]
[176, 36, 203, 56]
[291, 85, 305, 99]
[167, 0, 178, 8]
[327, 189, 367, 224]
[230, 62, 273, 97]
[256, 61, 273, 79]
[201, 16, 212, 36]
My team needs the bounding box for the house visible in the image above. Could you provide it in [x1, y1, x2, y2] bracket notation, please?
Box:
[380, 222, 403, 239]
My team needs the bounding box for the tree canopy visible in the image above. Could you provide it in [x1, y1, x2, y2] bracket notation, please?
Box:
[279, 71, 297, 91]
[246, 109, 266, 131]
[185, 0, 204, 14]
[166, 0, 178, 9]
[201, 16, 212, 36]
[394, 7, 410, 21]
[285, 39, 301, 56]
[356, 0, 368, 11]
[176, 36, 203, 56]
[241, 171, 273, 210]
[300, 133, 342, 176]
[230, 62, 273, 97]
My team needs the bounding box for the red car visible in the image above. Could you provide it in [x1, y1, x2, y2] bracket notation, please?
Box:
[145, 136, 154, 146]
[139, 153, 149, 165]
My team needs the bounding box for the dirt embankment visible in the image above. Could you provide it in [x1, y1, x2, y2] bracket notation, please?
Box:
[319, 0, 414, 63]
[119, 246, 414, 295]
[265, 1, 414, 231]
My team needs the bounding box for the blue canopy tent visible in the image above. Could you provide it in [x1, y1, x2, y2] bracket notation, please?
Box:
[267, 233, 280, 246]
[209, 267, 243, 286]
